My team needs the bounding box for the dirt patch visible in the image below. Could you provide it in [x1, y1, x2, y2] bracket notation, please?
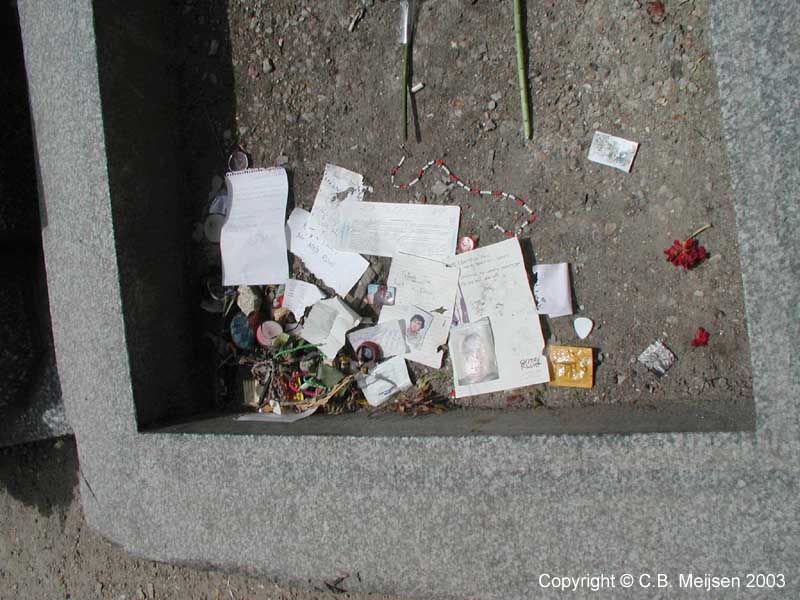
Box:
[177, 0, 751, 414]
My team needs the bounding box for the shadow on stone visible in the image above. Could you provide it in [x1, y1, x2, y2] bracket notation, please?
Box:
[0, 436, 78, 518]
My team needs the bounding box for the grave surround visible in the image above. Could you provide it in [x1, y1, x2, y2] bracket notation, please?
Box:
[18, 0, 798, 597]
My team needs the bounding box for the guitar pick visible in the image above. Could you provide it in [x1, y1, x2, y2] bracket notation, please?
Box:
[573, 317, 594, 340]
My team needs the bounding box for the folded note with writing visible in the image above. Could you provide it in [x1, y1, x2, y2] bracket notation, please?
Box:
[335, 202, 460, 258]
[221, 168, 289, 285]
[378, 252, 460, 368]
[300, 297, 361, 360]
[286, 208, 369, 296]
[309, 164, 367, 247]
[355, 356, 412, 406]
[282, 279, 325, 319]
[447, 238, 549, 397]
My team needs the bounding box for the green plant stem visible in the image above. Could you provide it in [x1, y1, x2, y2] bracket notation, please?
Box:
[401, 42, 410, 140]
[513, 0, 532, 140]
[689, 223, 712, 240]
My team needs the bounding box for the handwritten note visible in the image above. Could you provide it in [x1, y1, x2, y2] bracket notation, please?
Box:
[282, 279, 325, 319]
[309, 164, 367, 247]
[447, 238, 549, 397]
[286, 208, 369, 296]
[221, 168, 289, 285]
[335, 202, 460, 258]
[378, 253, 460, 368]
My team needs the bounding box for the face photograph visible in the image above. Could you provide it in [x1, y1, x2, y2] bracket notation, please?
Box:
[404, 310, 431, 349]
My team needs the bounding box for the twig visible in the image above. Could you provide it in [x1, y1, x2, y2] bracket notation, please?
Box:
[689, 223, 712, 240]
[513, 0, 532, 140]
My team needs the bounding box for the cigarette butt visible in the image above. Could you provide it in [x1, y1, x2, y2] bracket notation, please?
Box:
[411, 82, 425, 93]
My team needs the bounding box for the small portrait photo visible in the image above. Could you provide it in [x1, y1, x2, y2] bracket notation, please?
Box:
[404, 309, 431, 350]
[449, 317, 500, 386]
[366, 284, 396, 308]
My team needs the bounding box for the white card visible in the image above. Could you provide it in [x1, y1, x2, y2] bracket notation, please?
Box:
[587, 131, 640, 172]
[532, 263, 573, 318]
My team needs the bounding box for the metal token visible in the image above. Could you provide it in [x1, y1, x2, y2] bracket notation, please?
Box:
[227, 149, 250, 172]
[458, 236, 476, 253]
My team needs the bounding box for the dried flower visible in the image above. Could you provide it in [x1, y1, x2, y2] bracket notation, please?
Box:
[664, 224, 711, 270]
[691, 327, 710, 347]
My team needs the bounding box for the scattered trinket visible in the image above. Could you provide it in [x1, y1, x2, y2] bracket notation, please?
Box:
[548, 345, 594, 389]
[410, 81, 425, 93]
[355, 341, 382, 364]
[457, 236, 476, 253]
[390, 156, 537, 234]
[230, 313, 256, 350]
[573, 317, 594, 340]
[227, 148, 250, 172]
[638, 340, 676, 376]
[366, 284, 396, 307]
[256, 321, 283, 347]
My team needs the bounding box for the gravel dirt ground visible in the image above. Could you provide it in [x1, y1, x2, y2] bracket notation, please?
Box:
[0, 437, 399, 600]
[178, 0, 751, 413]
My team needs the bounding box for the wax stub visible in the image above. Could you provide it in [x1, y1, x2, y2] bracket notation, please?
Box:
[548, 345, 594, 388]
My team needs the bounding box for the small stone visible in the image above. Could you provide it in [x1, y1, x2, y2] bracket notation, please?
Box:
[554, 211, 563, 219]
[490, 92, 502, 101]
[484, 119, 497, 131]
[604, 222, 617, 236]
[135, 589, 146, 600]
[487, 99, 497, 110]
[694, 290, 704, 298]
[431, 180, 450, 196]
[146, 583, 155, 599]
[615, 373, 627, 385]
[670, 59, 683, 80]
[263, 57, 274, 73]
[687, 82, 698, 94]
[275, 155, 289, 166]
[208, 39, 219, 56]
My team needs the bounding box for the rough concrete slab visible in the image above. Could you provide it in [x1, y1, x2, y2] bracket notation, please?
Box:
[17, 1, 798, 599]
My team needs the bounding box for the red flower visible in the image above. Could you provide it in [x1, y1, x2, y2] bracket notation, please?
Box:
[664, 237, 707, 270]
[691, 327, 709, 347]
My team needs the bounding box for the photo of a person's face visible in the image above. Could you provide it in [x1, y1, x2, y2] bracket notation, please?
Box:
[401, 309, 432, 351]
[407, 314, 425, 336]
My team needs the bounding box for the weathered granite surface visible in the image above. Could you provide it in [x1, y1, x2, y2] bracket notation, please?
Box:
[17, 0, 797, 598]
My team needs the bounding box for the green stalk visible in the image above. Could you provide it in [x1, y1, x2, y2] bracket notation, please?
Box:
[402, 42, 410, 140]
[513, 0, 532, 140]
